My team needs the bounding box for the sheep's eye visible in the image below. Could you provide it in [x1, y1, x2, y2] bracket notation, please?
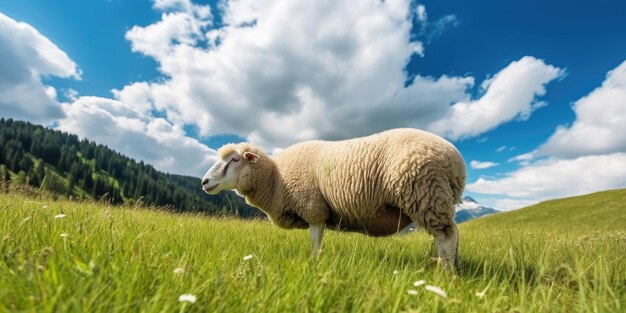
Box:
[232, 157, 240, 162]
[223, 158, 236, 175]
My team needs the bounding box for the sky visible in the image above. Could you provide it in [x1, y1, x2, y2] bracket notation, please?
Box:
[0, 0, 625, 210]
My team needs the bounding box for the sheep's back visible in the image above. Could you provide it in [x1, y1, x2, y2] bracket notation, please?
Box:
[274, 129, 466, 225]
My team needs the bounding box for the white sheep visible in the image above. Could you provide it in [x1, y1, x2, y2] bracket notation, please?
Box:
[201, 128, 466, 270]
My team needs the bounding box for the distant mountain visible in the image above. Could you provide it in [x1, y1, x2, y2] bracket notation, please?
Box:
[397, 195, 500, 233]
[455, 196, 499, 223]
[0, 118, 261, 217]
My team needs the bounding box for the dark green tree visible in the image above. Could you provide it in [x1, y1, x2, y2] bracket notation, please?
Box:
[0, 118, 261, 217]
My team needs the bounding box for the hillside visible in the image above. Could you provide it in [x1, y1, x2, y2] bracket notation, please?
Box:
[1, 189, 624, 312]
[464, 188, 626, 232]
[0, 118, 260, 217]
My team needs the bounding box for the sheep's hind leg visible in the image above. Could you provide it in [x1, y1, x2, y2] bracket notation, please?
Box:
[309, 223, 325, 256]
[432, 223, 458, 273]
[406, 207, 458, 272]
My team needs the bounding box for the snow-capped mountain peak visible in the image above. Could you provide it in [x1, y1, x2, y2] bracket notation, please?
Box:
[456, 196, 482, 211]
[455, 196, 500, 223]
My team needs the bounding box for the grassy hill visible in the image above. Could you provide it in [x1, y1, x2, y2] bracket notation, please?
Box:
[0, 118, 259, 217]
[0, 189, 624, 312]
[465, 188, 626, 232]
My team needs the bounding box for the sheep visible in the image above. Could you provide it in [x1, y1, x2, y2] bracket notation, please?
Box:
[201, 128, 466, 271]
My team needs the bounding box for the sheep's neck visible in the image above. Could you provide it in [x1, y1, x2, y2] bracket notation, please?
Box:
[245, 165, 285, 216]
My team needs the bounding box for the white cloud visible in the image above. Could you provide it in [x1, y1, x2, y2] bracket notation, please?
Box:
[118, 0, 447, 149]
[492, 198, 538, 211]
[63, 88, 79, 102]
[0, 12, 80, 124]
[0, 3, 569, 180]
[508, 152, 535, 166]
[125, 1, 212, 60]
[496, 145, 507, 152]
[538, 60, 626, 159]
[412, 4, 457, 43]
[153, 0, 211, 17]
[415, 4, 427, 22]
[117, 0, 561, 151]
[468, 60, 626, 210]
[470, 160, 499, 169]
[468, 153, 626, 204]
[0, 12, 218, 177]
[428, 56, 564, 140]
[425, 14, 458, 42]
[58, 96, 217, 176]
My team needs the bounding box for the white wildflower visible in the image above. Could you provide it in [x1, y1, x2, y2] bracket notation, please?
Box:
[425, 285, 447, 298]
[173, 267, 185, 274]
[393, 270, 399, 275]
[60, 233, 69, 238]
[243, 255, 253, 261]
[413, 280, 426, 287]
[54, 214, 66, 219]
[407, 289, 418, 295]
[43, 205, 48, 209]
[178, 294, 197, 303]
[476, 287, 488, 298]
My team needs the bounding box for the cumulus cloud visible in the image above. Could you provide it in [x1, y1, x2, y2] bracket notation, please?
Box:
[125, 0, 212, 60]
[58, 96, 217, 177]
[116, 0, 561, 151]
[0, 2, 569, 179]
[468, 153, 626, 200]
[0, 11, 217, 177]
[63, 88, 79, 102]
[428, 56, 565, 140]
[538, 60, 626, 159]
[468, 60, 626, 209]
[119, 0, 438, 149]
[0, 12, 80, 124]
[470, 160, 499, 169]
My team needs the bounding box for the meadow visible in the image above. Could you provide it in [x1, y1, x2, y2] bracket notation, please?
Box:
[1, 189, 625, 312]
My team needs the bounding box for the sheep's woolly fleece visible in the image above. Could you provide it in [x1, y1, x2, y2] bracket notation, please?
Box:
[227, 128, 465, 238]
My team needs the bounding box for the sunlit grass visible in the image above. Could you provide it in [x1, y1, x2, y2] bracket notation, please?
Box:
[1, 191, 624, 312]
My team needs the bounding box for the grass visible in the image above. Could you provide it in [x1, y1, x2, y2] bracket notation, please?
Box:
[1, 189, 625, 312]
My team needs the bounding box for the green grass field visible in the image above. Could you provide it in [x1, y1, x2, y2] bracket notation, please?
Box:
[1, 189, 625, 312]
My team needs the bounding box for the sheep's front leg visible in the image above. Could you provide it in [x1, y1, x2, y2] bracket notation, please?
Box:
[309, 222, 325, 256]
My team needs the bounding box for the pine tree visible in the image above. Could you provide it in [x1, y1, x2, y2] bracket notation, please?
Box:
[34, 163, 45, 186]
[0, 164, 9, 193]
[67, 172, 76, 195]
[92, 178, 103, 199]
[0, 119, 257, 216]
[82, 173, 92, 192]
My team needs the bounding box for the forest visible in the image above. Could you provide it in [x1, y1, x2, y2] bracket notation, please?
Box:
[0, 118, 260, 217]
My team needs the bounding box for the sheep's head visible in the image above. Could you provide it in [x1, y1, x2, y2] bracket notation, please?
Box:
[201, 143, 262, 195]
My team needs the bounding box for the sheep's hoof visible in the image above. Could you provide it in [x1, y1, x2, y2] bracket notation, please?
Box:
[431, 256, 457, 274]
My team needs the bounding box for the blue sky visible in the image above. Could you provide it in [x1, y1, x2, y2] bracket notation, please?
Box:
[1, 0, 625, 210]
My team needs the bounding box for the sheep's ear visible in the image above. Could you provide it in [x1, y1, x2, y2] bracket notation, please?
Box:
[243, 151, 260, 163]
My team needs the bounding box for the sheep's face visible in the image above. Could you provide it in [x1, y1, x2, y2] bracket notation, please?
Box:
[201, 150, 260, 195]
